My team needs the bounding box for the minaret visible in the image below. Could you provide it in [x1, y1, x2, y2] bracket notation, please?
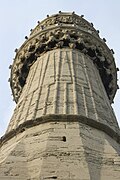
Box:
[0, 12, 120, 179]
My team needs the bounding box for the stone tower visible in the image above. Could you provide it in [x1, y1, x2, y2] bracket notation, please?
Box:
[0, 12, 120, 179]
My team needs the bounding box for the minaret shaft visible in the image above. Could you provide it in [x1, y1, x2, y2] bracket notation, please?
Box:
[7, 48, 118, 133]
[0, 12, 120, 180]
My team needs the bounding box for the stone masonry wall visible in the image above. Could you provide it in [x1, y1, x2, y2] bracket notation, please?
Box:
[7, 48, 119, 133]
[0, 118, 120, 179]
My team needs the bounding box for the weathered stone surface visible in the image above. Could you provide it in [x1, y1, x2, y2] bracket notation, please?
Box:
[7, 48, 119, 134]
[0, 12, 120, 179]
[0, 119, 120, 179]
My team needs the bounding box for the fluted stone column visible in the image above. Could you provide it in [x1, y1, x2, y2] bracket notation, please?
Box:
[0, 12, 120, 180]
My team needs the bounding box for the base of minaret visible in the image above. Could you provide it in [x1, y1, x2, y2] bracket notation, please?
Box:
[0, 115, 120, 180]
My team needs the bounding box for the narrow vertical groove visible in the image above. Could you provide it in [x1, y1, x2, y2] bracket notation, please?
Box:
[31, 57, 43, 119]
[81, 86, 88, 117]
[63, 83, 67, 114]
[23, 91, 34, 121]
[53, 51, 61, 114]
[70, 50, 78, 114]
[24, 63, 37, 96]
[82, 54, 99, 120]
[32, 53, 50, 119]
[43, 86, 50, 115]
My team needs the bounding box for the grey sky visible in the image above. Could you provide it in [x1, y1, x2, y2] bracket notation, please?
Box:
[0, 0, 120, 137]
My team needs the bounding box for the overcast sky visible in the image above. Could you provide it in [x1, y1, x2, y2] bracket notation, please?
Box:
[0, 0, 120, 137]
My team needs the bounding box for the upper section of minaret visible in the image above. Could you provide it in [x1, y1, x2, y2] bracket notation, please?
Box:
[9, 12, 118, 103]
[29, 12, 99, 37]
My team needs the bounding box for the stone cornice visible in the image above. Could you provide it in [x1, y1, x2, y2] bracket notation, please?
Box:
[30, 12, 99, 38]
[9, 13, 118, 103]
[0, 114, 120, 148]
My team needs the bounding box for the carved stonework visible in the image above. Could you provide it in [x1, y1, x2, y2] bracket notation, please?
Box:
[10, 12, 118, 103]
[0, 12, 120, 180]
[7, 48, 119, 134]
[30, 12, 99, 38]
